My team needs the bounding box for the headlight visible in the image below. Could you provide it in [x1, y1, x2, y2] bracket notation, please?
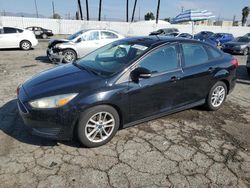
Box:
[240, 45, 247, 49]
[55, 44, 62, 48]
[29, 93, 78, 109]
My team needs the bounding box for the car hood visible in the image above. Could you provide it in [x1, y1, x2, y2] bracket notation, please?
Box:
[48, 39, 73, 48]
[22, 63, 103, 100]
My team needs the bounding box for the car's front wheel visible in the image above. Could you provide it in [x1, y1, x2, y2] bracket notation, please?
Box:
[62, 49, 77, 63]
[20, 40, 31, 50]
[243, 47, 249, 56]
[77, 105, 120, 147]
[41, 33, 48, 39]
[206, 81, 227, 111]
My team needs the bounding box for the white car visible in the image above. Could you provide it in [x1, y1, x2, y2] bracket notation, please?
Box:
[0, 27, 38, 50]
[47, 29, 124, 63]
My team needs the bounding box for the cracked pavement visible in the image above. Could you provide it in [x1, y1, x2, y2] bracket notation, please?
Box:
[0, 42, 250, 187]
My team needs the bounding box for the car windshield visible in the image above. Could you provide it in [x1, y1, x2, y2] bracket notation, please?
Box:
[76, 40, 149, 76]
[236, 37, 249, 42]
[212, 33, 223, 38]
[68, 30, 87, 40]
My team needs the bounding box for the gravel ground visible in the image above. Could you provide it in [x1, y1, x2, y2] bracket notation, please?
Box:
[0, 41, 250, 187]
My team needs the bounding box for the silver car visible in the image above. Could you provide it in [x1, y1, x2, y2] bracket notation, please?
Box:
[47, 29, 124, 63]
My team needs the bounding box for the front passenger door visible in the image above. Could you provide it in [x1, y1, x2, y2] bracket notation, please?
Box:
[128, 44, 183, 122]
[76, 31, 100, 57]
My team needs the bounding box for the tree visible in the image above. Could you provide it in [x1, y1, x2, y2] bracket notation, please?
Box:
[144, 12, 155, 20]
[242, 6, 250, 26]
[53, 13, 61, 19]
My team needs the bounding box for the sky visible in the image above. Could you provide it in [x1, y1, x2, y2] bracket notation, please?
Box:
[0, 0, 249, 21]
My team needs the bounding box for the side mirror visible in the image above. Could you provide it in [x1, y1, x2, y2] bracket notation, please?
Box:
[130, 67, 151, 83]
[76, 38, 82, 43]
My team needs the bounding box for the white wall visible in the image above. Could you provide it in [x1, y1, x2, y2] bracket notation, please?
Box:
[1, 16, 250, 37]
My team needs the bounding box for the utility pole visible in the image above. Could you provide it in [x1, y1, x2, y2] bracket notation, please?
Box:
[156, 0, 160, 24]
[86, 0, 89, 20]
[34, 0, 39, 18]
[126, 0, 129, 22]
[98, 0, 102, 21]
[52, 1, 55, 18]
[131, 0, 137, 22]
[77, 0, 83, 20]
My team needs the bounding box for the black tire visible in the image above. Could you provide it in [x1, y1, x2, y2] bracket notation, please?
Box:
[205, 81, 228, 111]
[20, 40, 31, 50]
[247, 67, 250, 75]
[41, 33, 48, 39]
[243, 48, 249, 56]
[62, 49, 77, 63]
[77, 105, 120, 148]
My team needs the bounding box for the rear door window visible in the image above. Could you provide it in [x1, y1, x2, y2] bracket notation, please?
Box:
[182, 43, 209, 67]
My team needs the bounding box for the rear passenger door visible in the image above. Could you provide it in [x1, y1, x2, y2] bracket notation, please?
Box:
[180, 42, 221, 105]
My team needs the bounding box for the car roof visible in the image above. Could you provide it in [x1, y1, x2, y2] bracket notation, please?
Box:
[119, 36, 206, 48]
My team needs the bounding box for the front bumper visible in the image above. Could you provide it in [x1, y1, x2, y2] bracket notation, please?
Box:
[222, 47, 244, 54]
[47, 48, 63, 63]
[17, 87, 78, 140]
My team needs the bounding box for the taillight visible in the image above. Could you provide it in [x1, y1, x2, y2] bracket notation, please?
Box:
[231, 57, 239, 68]
[16, 85, 20, 96]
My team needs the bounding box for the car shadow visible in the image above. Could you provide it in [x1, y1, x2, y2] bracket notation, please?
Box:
[0, 48, 35, 51]
[35, 56, 53, 64]
[0, 99, 80, 147]
[236, 65, 250, 85]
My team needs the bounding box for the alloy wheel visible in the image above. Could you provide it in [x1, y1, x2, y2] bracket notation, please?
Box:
[85, 112, 115, 143]
[64, 51, 75, 63]
[211, 85, 225, 108]
[21, 42, 31, 50]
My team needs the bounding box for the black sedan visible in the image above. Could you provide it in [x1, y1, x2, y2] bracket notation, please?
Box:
[26, 26, 54, 39]
[222, 37, 250, 55]
[17, 37, 238, 147]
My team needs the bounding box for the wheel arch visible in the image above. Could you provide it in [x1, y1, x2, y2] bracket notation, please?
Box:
[20, 39, 31, 46]
[73, 102, 124, 139]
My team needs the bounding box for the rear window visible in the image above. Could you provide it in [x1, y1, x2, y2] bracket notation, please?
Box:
[182, 43, 209, 67]
[206, 46, 222, 59]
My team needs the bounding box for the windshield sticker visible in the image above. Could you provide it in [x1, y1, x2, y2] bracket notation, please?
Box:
[131, 44, 148, 51]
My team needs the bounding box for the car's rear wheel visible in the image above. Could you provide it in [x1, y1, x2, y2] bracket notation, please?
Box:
[77, 105, 120, 147]
[20, 40, 31, 50]
[243, 47, 249, 56]
[62, 49, 77, 63]
[206, 81, 227, 111]
[42, 33, 48, 39]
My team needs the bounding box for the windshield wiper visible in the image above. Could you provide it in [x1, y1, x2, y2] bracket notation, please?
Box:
[72, 62, 99, 76]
